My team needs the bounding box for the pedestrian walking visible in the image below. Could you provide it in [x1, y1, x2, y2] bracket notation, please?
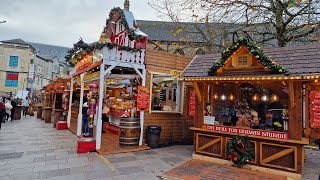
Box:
[0, 97, 5, 130]
[22, 97, 30, 116]
[10, 99, 17, 120]
[5, 99, 12, 121]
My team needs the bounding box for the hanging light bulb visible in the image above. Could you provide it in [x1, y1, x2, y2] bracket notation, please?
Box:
[270, 94, 279, 102]
[252, 93, 259, 102]
[228, 94, 235, 101]
[220, 94, 227, 101]
[213, 93, 219, 100]
[261, 95, 269, 102]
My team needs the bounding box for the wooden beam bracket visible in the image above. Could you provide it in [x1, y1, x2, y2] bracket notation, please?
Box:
[193, 82, 202, 103]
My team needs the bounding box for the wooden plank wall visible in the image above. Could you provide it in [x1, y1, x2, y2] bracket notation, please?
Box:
[143, 50, 193, 145]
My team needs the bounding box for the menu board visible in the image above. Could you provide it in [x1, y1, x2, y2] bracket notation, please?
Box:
[189, 90, 195, 116]
[309, 90, 320, 127]
[137, 86, 150, 111]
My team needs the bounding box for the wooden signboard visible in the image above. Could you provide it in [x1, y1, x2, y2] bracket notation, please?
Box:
[189, 90, 195, 116]
[137, 86, 149, 111]
[309, 90, 320, 127]
[205, 125, 289, 139]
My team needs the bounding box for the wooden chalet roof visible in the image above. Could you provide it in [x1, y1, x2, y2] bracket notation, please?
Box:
[181, 44, 320, 78]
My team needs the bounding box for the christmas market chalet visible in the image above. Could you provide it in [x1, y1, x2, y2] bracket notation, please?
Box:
[179, 37, 320, 179]
[65, 4, 192, 154]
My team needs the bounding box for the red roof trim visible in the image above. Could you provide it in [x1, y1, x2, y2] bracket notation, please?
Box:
[71, 60, 102, 77]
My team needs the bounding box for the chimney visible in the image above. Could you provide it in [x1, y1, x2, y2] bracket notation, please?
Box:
[124, 0, 130, 11]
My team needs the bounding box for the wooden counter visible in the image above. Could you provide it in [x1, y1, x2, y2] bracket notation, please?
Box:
[191, 127, 308, 174]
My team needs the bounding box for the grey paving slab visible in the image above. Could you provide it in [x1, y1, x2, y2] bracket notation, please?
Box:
[0, 172, 40, 180]
[47, 174, 86, 180]
[70, 165, 95, 175]
[34, 155, 56, 162]
[11, 161, 45, 169]
[38, 167, 71, 178]
[117, 166, 145, 175]
[0, 152, 24, 160]
[107, 156, 137, 163]
[33, 164, 59, 172]
[45, 159, 68, 166]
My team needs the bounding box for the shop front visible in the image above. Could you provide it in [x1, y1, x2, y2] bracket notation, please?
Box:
[66, 5, 194, 154]
[179, 38, 320, 178]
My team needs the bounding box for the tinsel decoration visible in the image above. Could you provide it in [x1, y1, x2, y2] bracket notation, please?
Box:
[208, 38, 289, 76]
[226, 136, 254, 168]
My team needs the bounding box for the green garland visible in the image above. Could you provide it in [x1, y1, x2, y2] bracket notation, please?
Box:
[208, 37, 288, 76]
[66, 42, 143, 67]
[226, 136, 254, 168]
[106, 7, 141, 41]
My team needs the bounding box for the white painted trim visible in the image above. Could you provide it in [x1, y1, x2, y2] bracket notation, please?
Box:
[96, 63, 105, 150]
[103, 61, 119, 76]
[67, 77, 74, 128]
[77, 73, 85, 136]
[180, 81, 185, 114]
[130, 62, 143, 79]
[139, 69, 146, 146]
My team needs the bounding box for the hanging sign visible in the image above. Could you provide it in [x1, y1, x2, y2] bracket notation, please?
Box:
[309, 90, 320, 127]
[189, 90, 195, 116]
[170, 70, 182, 76]
[137, 86, 149, 111]
[205, 125, 289, 139]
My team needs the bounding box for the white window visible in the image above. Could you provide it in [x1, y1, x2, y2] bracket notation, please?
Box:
[149, 73, 183, 113]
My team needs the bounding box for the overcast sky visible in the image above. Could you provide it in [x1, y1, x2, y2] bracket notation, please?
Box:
[0, 0, 160, 47]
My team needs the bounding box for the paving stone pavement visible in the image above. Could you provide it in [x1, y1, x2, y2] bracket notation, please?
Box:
[0, 115, 193, 180]
[0, 115, 319, 180]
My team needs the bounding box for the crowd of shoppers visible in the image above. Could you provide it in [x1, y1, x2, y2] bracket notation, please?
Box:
[0, 97, 29, 130]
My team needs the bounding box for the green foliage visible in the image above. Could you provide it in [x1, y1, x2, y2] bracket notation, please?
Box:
[226, 136, 255, 168]
[208, 37, 289, 76]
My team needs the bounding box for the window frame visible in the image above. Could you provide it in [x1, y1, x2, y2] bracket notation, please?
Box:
[149, 72, 184, 114]
[8, 55, 19, 67]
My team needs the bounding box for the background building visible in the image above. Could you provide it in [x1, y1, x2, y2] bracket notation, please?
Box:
[0, 39, 70, 97]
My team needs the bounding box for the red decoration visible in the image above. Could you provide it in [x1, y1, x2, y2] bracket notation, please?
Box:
[56, 121, 68, 130]
[232, 157, 238, 162]
[189, 90, 196, 117]
[77, 138, 96, 154]
[137, 86, 149, 111]
[309, 90, 320, 127]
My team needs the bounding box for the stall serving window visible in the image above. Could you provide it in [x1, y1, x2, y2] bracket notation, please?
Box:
[150, 73, 182, 113]
[205, 82, 289, 132]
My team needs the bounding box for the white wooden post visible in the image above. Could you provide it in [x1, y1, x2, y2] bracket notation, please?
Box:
[139, 68, 146, 145]
[96, 63, 105, 149]
[77, 73, 85, 136]
[67, 77, 74, 128]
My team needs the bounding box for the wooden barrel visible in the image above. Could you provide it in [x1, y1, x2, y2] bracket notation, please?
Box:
[119, 118, 140, 148]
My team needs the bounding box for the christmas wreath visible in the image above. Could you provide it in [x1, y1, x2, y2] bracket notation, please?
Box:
[226, 136, 254, 167]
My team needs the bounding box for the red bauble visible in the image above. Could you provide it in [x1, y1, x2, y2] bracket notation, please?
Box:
[227, 154, 233, 159]
[232, 157, 238, 162]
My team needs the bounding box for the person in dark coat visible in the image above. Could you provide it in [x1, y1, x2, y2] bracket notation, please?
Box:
[10, 99, 17, 121]
[0, 97, 5, 129]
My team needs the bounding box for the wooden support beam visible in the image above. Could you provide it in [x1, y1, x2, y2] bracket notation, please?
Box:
[288, 81, 295, 107]
[197, 138, 221, 151]
[193, 82, 202, 103]
[262, 148, 295, 164]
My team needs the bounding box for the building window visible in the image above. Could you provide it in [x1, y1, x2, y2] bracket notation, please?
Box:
[238, 55, 248, 66]
[9, 56, 19, 67]
[5, 72, 19, 87]
[150, 73, 182, 113]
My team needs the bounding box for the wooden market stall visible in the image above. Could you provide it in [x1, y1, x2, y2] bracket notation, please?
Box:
[179, 37, 320, 178]
[42, 77, 70, 125]
[66, 5, 194, 154]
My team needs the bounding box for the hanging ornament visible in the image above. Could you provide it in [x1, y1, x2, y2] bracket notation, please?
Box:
[220, 94, 227, 101]
[261, 95, 269, 102]
[251, 93, 259, 102]
[213, 93, 219, 100]
[270, 94, 279, 102]
[228, 94, 235, 101]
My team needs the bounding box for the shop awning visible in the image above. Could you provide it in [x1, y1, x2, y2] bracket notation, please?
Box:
[71, 60, 102, 77]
